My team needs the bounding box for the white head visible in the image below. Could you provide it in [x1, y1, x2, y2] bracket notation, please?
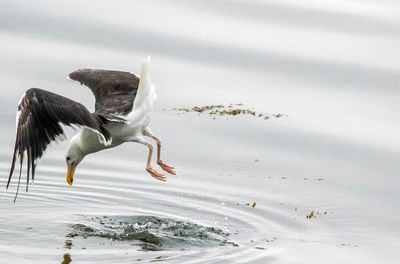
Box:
[65, 135, 86, 185]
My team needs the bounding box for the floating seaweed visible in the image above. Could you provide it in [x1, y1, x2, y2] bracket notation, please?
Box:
[306, 210, 314, 219]
[171, 104, 286, 120]
[64, 240, 73, 249]
[61, 253, 71, 264]
[236, 202, 257, 208]
[305, 210, 331, 219]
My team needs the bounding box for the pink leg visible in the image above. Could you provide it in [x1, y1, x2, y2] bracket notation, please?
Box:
[143, 129, 176, 175]
[131, 136, 166, 181]
[144, 142, 166, 181]
[154, 137, 176, 175]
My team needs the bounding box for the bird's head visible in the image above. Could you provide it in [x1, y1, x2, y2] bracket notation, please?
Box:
[65, 137, 85, 185]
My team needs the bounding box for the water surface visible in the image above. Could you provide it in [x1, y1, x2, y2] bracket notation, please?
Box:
[1, 0, 399, 263]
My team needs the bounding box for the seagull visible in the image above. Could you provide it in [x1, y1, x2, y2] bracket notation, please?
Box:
[7, 57, 175, 201]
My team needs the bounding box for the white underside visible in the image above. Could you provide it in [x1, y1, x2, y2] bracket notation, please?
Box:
[74, 56, 156, 155]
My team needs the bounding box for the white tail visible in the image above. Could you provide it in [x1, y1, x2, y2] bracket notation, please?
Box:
[133, 56, 156, 111]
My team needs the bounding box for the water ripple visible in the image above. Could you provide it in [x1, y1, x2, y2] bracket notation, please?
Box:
[1, 160, 282, 263]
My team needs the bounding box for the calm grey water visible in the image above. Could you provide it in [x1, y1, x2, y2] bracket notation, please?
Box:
[1, 0, 400, 263]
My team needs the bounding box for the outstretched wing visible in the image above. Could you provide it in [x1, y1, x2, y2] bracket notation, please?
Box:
[7, 88, 111, 200]
[68, 69, 140, 116]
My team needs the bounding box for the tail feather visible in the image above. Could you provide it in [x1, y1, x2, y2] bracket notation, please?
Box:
[133, 56, 156, 110]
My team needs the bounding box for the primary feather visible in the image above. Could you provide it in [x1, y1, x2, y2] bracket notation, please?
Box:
[7, 88, 111, 199]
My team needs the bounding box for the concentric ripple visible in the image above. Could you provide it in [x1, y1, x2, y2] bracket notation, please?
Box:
[0, 155, 279, 263]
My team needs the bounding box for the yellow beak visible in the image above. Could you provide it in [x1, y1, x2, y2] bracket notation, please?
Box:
[66, 162, 77, 185]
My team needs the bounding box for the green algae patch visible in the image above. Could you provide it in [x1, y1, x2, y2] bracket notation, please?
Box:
[95, 228, 162, 246]
[124, 230, 161, 245]
[72, 224, 94, 233]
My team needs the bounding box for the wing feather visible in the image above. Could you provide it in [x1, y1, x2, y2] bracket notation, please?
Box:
[68, 69, 139, 116]
[7, 88, 111, 201]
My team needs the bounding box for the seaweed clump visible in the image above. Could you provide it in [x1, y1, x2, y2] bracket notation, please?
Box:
[171, 104, 285, 120]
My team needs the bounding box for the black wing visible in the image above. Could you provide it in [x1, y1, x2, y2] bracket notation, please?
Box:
[7, 88, 111, 201]
[68, 69, 140, 116]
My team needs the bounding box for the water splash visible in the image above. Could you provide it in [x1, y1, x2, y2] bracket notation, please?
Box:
[69, 215, 232, 251]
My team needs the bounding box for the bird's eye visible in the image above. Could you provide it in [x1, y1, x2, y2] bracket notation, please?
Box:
[66, 157, 70, 161]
